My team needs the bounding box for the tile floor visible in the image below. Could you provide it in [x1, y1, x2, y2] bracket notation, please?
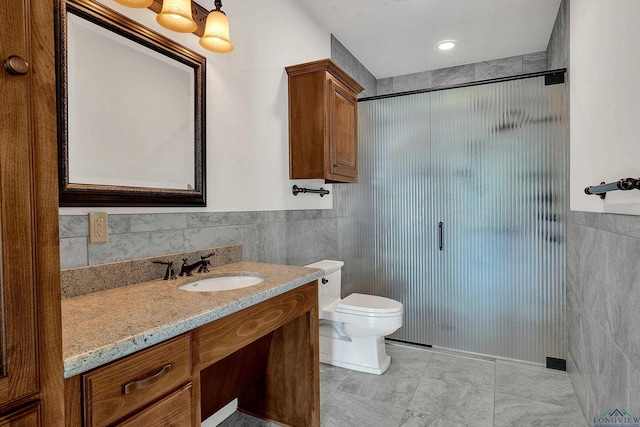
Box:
[219, 343, 588, 427]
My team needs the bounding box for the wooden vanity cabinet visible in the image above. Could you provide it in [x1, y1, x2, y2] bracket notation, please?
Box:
[286, 59, 364, 183]
[65, 281, 320, 427]
[65, 334, 192, 427]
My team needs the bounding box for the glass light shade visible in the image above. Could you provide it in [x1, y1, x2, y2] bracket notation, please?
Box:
[156, 0, 197, 33]
[199, 10, 234, 53]
[113, 0, 153, 8]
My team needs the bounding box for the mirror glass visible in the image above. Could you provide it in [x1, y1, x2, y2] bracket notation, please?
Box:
[58, 0, 206, 206]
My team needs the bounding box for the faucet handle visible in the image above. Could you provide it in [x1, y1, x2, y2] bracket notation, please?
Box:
[153, 260, 176, 280]
[197, 252, 214, 273]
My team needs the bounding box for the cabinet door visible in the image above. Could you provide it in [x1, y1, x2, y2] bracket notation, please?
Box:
[327, 78, 358, 181]
[0, 403, 40, 426]
[0, 0, 40, 408]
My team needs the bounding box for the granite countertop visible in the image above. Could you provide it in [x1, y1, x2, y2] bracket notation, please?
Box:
[61, 261, 323, 378]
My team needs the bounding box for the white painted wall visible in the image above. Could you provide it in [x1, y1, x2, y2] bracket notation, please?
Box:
[570, 0, 640, 214]
[59, 0, 332, 215]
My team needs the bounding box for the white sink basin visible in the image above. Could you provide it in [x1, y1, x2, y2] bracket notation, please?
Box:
[179, 274, 264, 292]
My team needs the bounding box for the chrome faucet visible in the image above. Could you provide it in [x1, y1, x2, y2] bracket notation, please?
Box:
[179, 252, 215, 276]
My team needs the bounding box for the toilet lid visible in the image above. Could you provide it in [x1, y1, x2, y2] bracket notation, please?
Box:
[336, 293, 403, 316]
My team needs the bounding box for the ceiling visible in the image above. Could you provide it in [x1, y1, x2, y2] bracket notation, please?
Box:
[297, 0, 562, 79]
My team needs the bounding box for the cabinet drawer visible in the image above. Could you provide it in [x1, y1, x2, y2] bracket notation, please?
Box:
[116, 384, 192, 427]
[83, 334, 191, 427]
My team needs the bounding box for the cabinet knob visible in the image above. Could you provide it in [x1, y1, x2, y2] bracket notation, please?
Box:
[333, 163, 339, 168]
[3, 55, 29, 75]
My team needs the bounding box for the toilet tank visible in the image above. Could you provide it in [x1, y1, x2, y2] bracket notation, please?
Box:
[305, 260, 343, 309]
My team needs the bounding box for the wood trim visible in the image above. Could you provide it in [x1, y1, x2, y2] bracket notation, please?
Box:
[63, 377, 82, 427]
[0, 401, 41, 425]
[194, 282, 318, 370]
[30, 0, 66, 423]
[190, 369, 201, 427]
[57, 0, 207, 207]
[285, 59, 364, 94]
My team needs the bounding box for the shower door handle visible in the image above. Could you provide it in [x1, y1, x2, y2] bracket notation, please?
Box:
[438, 221, 444, 251]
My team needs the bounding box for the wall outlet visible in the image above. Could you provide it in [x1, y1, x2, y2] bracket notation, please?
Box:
[88, 212, 108, 243]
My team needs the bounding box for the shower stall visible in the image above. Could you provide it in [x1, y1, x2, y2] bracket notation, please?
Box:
[339, 72, 567, 364]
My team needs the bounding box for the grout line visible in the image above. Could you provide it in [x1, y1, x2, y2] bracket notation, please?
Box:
[493, 359, 497, 427]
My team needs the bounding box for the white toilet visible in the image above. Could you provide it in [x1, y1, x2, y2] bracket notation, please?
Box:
[305, 260, 403, 375]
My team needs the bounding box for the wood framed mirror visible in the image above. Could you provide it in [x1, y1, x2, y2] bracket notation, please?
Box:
[57, 0, 206, 206]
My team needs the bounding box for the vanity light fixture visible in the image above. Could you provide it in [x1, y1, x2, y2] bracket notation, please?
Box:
[436, 40, 457, 51]
[156, 0, 198, 33]
[199, 0, 233, 53]
[114, 0, 153, 8]
[115, 0, 234, 53]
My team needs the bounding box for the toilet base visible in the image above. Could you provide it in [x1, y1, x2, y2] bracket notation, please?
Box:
[319, 332, 391, 375]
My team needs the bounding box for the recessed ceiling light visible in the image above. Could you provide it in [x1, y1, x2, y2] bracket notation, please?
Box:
[436, 40, 457, 51]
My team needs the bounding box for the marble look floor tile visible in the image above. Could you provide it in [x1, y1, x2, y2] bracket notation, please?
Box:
[408, 377, 494, 427]
[217, 411, 279, 427]
[399, 410, 471, 427]
[422, 352, 495, 391]
[337, 362, 425, 407]
[321, 390, 406, 427]
[496, 362, 582, 409]
[496, 359, 567, 375]
[494, 393, 588, 427]
[386, 343, 433, 365]
[320, 364, 351, 406]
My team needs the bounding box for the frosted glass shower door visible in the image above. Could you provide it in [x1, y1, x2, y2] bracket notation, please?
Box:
[345, 94, 435, 344]
[430, 77, 566, 362]
[344, 74, 566, 364]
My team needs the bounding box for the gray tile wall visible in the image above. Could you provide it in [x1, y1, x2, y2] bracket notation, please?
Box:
[567, 211, 640, 422]
[377, 52, 547, 96]
[547, 0, 569, 70]
[59, 210, 340, 269]
[331, 35, 377, 98]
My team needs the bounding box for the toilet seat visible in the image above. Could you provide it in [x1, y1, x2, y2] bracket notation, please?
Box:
[320, 294, 403, 336]
[336, 293, 403, 318]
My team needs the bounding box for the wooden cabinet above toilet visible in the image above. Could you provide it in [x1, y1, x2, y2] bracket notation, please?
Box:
[286, 59, 364, 183]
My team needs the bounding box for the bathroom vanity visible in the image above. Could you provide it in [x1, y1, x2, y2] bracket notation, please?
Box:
[61, 261, 324, 427]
